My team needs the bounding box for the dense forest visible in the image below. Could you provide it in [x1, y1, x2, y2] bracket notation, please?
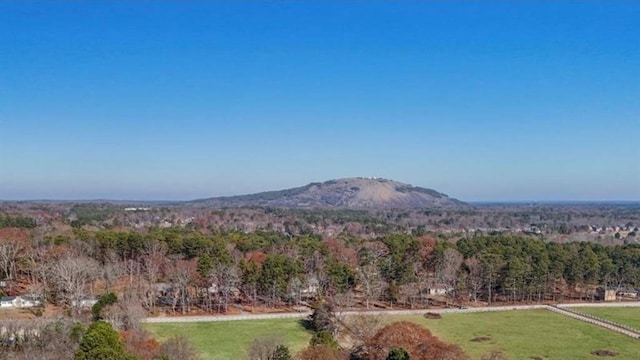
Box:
[1, 206, 639, 360]
[2, 225, 639, 315]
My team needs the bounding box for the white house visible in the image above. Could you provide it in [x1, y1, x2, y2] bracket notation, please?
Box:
[71, 297, 99, 309]
[0, 296, 16, 308]
[426, 284, 450, 296]
[17, 296, 42, 308]
[207, 283, 241, 297]
[0, 296, 43, 309]
[301, 278, 320, 296]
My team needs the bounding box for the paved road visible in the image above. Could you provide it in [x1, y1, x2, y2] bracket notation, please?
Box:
[142, 301, 640, 324]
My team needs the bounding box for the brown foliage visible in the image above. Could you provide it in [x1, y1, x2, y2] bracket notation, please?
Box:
[424, 312, 442, 319]
[247, 251, 267, 265]
[325, 239, 358, 267]
[120, 328, 161, 360]
[364, 321, 467, 360]
[297, 344, 348, 360]
[416, 236, 436, 261]
[0, 227, 30, 241]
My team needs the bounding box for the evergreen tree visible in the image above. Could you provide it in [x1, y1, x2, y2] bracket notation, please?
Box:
[74, 321, 136, 360]
[387, 347, 410, 360]
[273, 345, 292, 360]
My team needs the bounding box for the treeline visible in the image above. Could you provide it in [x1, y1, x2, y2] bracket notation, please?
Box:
[68, 204, 121, 228]
[455, 236, 640, 303]
[0, 214, 36, 229]
[2, 227, 640, 316]
[11, 201, 635, 240]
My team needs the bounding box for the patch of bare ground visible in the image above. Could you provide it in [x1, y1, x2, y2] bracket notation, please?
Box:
[0, 305, 63, 320]
[591, 349, 618, 357]
[470, 336, 491, 342]
[424, 312, 442, 319]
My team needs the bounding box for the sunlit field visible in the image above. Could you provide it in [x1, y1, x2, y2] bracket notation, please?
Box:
[145, 309, 640, 360]
[573, 306, 640, 330]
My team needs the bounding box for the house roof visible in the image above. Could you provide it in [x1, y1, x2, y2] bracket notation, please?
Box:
[0, 296, 16, 301]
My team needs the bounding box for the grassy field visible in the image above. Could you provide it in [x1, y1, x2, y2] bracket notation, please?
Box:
[145, 309, 640, 360]
[144, 318, 312, 360]
[573, 306, 640, 330]
[387, 310, 640, 360]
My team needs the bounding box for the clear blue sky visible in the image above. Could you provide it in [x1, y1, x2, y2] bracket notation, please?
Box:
[1, 1, 638, 201]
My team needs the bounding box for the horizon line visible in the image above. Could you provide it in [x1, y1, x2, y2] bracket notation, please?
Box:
[1, 198, 639, 205]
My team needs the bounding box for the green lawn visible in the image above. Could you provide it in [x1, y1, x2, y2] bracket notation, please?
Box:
[144, 319, 312, 360]
[145, 310, 640, 360]
[387, 310, 640, 360]
[573, 306, 640, 330]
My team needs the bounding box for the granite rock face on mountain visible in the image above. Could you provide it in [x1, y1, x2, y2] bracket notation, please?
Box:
[189, 178, 466, 209]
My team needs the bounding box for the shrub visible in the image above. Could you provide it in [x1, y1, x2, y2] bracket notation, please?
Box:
[310, 330, 338, 349]
[74, 321, 136, 360]
[92, 292, 118, 321]
[386, 348, 410, 360]
[364, 321, 466, 360]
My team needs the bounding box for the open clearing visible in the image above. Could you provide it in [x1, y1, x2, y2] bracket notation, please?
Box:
[144, 318, 312, 360]
[145, 309, 640, 360]
[573, 306, 640, 330]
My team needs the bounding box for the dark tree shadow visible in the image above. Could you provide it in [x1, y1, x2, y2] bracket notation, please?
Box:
[298, 318, 314, 332]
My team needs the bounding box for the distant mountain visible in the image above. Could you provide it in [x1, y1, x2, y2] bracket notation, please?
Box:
[188, 178, 466, 209]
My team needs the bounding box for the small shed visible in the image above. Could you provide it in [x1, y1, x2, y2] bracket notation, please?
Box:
[596, 288, 617, 302]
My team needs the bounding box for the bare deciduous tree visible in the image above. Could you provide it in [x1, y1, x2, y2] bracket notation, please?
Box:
[100, 251, 122, 292]
[465, 257, 483, 303]
[211, 261, 239, 313]
[103, 288, 146, 330]
[247, 335, 283, 360]
[169, 259, 197, 314]
[47, 254, 100, 314]
[343, 315, 381, 348]
[357, 263, 383, 310]
[161, 335, 199, 360]
[437, 248, 464, 299]
[0, 319, 82, 360]
[141, 240, 168, 312]
[0, 228, 30, 281]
